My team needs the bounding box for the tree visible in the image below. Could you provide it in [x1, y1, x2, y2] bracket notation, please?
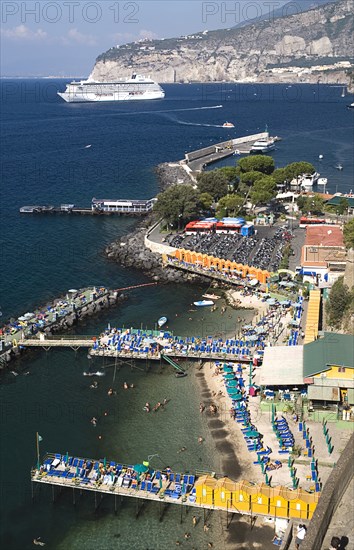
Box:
[336, 198, 349, 215]
[199, 192, 214, 210]
[272, 167, 287, 185]
[284, 162, 315, 181]
[218, 166, 239, 183]
[217, 194, 244, 217]
[154, 184, 200, 227]
[343, 219, 354, 249]
[237, 155, 275, 175]
[297, 195, 324, 215]
[240, 171, 264, 186]
[196, 170, 229, 200]
[326, 277, 351, 328]
[249, 176, 277, 207]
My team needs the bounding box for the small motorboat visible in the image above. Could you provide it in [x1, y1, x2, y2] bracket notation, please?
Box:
[157, 316, 167, 328]
[193, 300, 214, 307]
[85, 144, 92, 148]
[222, 121, 235, 128]
[175, 371, 187, 378]
[335, 163, 343, 171]
[202, 293, 220, 300]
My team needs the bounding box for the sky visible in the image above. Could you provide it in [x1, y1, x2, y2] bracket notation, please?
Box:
[1, 0, 289, 76]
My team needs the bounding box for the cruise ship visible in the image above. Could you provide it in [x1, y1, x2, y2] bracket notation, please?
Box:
[57, 73, 165, 103]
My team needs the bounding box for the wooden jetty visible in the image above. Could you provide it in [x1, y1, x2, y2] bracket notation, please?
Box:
[31, 452, 319, 521]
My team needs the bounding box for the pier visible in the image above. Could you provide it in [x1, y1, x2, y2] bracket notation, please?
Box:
[32, 452, 319, 521]
[19, 329, 255, 364]
[19, 198, 157, 216]
[182, 132, 280, 172]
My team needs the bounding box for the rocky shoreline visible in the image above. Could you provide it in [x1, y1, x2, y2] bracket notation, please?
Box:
[105, 161, 202, 285]
[105, 224, 208, 285]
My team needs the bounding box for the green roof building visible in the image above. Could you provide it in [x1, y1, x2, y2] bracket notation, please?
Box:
[304, 332, 354, 406]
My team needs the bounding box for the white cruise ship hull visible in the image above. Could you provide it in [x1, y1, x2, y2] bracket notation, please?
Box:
[58, 89, 164, 103]
[57, 74, 165, 103]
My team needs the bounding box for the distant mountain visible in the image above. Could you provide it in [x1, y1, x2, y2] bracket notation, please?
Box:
[234, 0, 338, 29]
[90, 0, 354, 86]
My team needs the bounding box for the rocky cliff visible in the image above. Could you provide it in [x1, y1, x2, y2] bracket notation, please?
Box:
[90, 0, 353, 85]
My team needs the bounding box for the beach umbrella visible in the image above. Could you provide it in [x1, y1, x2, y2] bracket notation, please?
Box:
[227, 387, 241, 394]
[223, 373, 235, 380]
[134, 463, 149, 474]
[223, 366, 233, 372]
[245, 430, 260, 438]
[75, 465, 79, 477]
[243, 324, 253, 330]
[267, 299, 277, 306]
[231, 394, 244, 401]
[103, 457, 107, 468]
[227, 380, 239, 387]
[64, 451, 69, 464]
[159, 476, 163, 490]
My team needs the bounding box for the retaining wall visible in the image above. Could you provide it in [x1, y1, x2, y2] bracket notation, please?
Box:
[301, 433, 354, 550]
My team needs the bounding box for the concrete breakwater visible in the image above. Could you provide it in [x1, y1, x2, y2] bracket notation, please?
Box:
[0, 287, 125, 367]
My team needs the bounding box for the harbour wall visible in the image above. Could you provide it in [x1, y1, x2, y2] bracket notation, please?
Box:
[0, 289, 125, 368]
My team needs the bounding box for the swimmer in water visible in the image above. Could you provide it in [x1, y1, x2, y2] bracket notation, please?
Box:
[107, 387, 113, 396]
[123, 382, 129, 390]
[91, 417, 97, 427]
[33, 537, 46, 546]
[143, 402, 150, 412]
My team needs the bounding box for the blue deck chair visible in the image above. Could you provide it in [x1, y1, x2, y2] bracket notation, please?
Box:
[55, 453, 61, 460]
[169, 473, 175, 482]
[139, 481, 146, 491]
[155, 471, 161, 480]
[175, 473, 181, 483]
[188, 475, 195, 485]
[72, 458, 79, 468]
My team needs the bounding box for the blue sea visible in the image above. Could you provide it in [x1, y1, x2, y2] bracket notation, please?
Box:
[0, 80, 353, 550]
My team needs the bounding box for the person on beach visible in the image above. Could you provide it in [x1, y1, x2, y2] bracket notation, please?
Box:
[192, 516, 197, 526]
[328, 537, 341, 549]
[198, 437, 204, 444]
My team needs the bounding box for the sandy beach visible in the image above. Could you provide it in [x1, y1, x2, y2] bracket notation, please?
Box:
[194, 294, 352, 549]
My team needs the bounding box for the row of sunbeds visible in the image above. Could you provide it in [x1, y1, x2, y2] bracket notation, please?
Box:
[39, 455, 197, 502]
